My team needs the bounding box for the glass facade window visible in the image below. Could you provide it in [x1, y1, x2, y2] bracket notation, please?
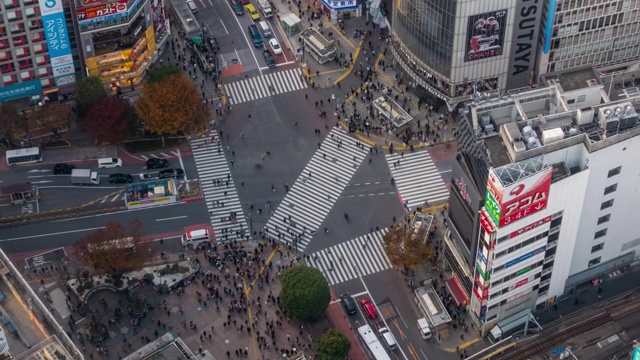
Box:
[392, 0, 456, 78]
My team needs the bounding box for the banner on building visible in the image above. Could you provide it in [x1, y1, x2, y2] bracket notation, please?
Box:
[77, 0, 128, 21]
[39, 0, 74, 80]
[464, 9, 508, 62]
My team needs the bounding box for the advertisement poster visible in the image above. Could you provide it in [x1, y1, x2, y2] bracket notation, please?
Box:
[77, 0, 128, 21]
[38, 0, 75, 80]
[500, 167, 552, 227]
[465, 9, 508, 62]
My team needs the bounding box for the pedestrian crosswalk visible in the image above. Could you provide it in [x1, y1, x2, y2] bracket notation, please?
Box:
[224, 68, 307, 105]
[263, 127, 369, 252]
[191, 132, 248, 243]
[306, 229, 391, 285]
[386, 150, 449, 209]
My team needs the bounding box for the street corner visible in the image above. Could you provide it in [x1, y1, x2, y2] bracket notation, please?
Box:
[426, 141, 458, 162]
[441, 336, 483, 352]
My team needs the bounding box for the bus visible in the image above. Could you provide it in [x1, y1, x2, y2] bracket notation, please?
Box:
[5, 147, 42, 166]
[357, 325, 391, 360]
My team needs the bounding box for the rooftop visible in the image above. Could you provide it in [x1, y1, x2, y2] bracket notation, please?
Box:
[466, 66, 640, 173]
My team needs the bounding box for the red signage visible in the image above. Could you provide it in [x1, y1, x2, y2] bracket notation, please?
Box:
[454, 177, 472, 206]
[510, 215, 552, 239]
[508, 277, 532, 291]
[83, 0, 104, 5]
[77, 0, 127, 21]
[479, 209, 495, 234]
[499, 167, 553, 227]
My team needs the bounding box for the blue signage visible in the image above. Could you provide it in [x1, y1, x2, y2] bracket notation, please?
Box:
[505, 245, 546, 269]
[0, 80, 42, 102]
[39, 0, 74, 79]
[542, 0, 557, 54]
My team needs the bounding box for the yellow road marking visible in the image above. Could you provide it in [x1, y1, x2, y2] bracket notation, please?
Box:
[334, 37, 365, 86]
[323, 18, 354, 48]
[407, 343, 419, 360]
[392, 318, 407, 340]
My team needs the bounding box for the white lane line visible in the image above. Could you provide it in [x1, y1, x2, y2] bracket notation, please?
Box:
[220, 19, 229, 34]
[0, 227, 106, 242]
[156, 215, 188, 222]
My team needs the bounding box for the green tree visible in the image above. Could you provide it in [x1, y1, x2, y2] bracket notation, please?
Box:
[84, 95, 133, 143]
[147, 65, 181, 84]
[75, 76, 107, 118]
[314, 328, 351, 360]
[280, 266, 330, 322]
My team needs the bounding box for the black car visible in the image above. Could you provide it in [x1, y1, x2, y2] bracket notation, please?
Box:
[109, 173, 133, 184]
[146, 158, 169, 169]
[340, 293, 357, 315]
[207, 36, 220, 52]
[53, 163, 75, 175]
[159, 168, 185, 179]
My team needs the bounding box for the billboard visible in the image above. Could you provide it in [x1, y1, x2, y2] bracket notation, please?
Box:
[507, 0, 544, 88]
[484, 167, 552, 227]
[464, 9, 508, 62]
[542, 0, 557, 54]
[39, 0, 74, 80]
[77, 0, 128, 21]
[509, 215, 552, 239]
[0, 80, 42, 102]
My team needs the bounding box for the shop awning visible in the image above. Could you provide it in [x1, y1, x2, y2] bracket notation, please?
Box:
[446, 275, 469, 306]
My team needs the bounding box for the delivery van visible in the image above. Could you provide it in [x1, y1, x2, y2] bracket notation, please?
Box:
[181, 229, 211, 247]
[258, 21, 272, 37]
[418, 318, 432, 339]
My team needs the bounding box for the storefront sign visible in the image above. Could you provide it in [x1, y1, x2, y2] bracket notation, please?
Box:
[39, 0, 75, 79]
[508, 276, 533, 291]
[477, 248, 487, 265]
[56, 74, 76, 86]
[77, 0, 128, 21]
[516, 266, 531, 276]
[464, 9, 508, 62]
[0, 80, 42, 102]
[322, 0, 357, 9]
[500, 167, 552, 227]
[510, 215, 551, 238]
[484, 190, 501, 225]
[476, 263, 489, 281]
[83, 0, 104, 4]
[480, 209, 496, 235]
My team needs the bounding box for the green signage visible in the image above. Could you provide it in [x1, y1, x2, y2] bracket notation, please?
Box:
[484, 190, 501, 225]
[516, 266, 531, 276]
[476, 263, 490, 281]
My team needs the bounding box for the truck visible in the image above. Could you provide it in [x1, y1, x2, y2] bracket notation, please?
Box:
[263, 50, 276, 67]
[257, 0, 273, 18]
[71, 169, 100, 185]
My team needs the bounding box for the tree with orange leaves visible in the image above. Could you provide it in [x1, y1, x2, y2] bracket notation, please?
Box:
[134, 73, 210, 140]
[73, 219, 156, 280]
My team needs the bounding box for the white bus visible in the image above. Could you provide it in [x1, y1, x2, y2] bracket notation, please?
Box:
[5, 147, 42, 166]
[357, 325, 391, 360]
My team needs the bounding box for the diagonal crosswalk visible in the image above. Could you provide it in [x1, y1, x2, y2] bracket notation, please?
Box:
[191, 132, 247, 243]
[386, 150, 449, 209]
[224, 68, 307, 105]
[306, 229, 391, 285]
[263, 127, 369, 252]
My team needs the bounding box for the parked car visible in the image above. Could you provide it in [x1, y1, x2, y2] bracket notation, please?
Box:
[159, 168, 185, 179]
[340, 293, 357, 315]
[109, 173, 133, 184]
[269, 38, 282, 54]
[53, 163, 75, 175]
[97, 157, 123, 168]
[360, 298, 378, 319]
[146, 158, 169, 169]
[207, 35, 220, 51]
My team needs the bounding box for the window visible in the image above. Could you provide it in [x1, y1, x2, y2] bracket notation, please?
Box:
[0, 39, 6, 49]
[28, 19, 42, 30]
[0, 51, 9, 61]
[550, 217, 563, 227]
[13, 35, 26, 46]
[604, 183, 617, 195]
[31, 31, 44, 42]
[18, 59, 31, 69]
[2, 74, 16, 85]
[608, 166, 621, 177]
[588, 257, 601, 267]
[597, 214, 610, 225]
[20, 70, 32, 80]
[40, 77, 53, 88]
[591, 243, 604, 253]
[3, 0, 18, 7]
[9, 23, 24, 34]
[35, 55, 46, 65]
[15, 47, 28, 58]
[37, 67, 49, 76]
[601, 199, 614, 210]
[0, 63, 13, 73]
[594, 228, 607, 239]
[6, 11, 20, 21]
[25, 7, 37, 18]
[33, 43, 45, 53]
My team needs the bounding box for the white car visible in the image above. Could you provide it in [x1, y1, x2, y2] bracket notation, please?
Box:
[269, 38, 282, 55]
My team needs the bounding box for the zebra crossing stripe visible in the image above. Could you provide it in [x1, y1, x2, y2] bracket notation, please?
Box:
[386, 150, 449, 208]
[307, 229, 391, 285]
[263, 127, 369, 252]
[191, 132, 247, 243]
[224, 68, 308, 105]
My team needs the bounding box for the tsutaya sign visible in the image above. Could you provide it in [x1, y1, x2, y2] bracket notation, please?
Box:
[507, 0, 543, 88]
[484, 166, 552, 228]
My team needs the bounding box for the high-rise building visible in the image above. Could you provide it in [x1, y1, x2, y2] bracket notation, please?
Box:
[443, 65, 640, 335]
[390, 0, 544, 111]
[0, 0, 82, 103]
[537, 0, 640, 76]
[72, 0, 168, 91]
